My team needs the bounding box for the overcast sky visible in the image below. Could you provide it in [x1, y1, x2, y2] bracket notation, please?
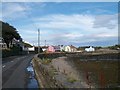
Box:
[2, 2, 118, 47]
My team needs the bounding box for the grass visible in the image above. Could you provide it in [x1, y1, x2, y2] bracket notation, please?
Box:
[48, 65, 58, 77]
[67, 77, 77, 83]
[41, 58, 52, 64]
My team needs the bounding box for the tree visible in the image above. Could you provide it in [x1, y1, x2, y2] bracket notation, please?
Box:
[108, 44, 120, 50]
[1, 21, 21, 48]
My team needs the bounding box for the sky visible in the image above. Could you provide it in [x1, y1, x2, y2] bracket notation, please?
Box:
[1, 2, 118, 47]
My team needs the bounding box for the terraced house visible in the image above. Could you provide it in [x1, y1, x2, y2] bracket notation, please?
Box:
[47, 45, 61, 53]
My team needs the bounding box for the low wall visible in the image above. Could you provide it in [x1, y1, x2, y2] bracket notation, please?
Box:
[37, 52, 119, 60]
[38, 53, 66, 59]
[66, 52, 120, 60]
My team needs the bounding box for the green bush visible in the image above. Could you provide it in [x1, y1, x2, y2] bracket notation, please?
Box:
[2, 46, 27, 58]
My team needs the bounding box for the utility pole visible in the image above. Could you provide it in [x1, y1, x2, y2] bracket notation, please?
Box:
[45, 40, 46, 46]
[38, 29, 40, 53]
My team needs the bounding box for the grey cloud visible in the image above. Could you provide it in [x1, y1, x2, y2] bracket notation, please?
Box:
[93, 14, 117, 29]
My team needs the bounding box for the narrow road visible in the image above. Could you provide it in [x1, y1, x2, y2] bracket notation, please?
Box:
[2, 54, 35, 88]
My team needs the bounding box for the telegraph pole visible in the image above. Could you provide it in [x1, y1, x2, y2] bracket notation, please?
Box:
[38, 29, 40, 53]
[45, 40, 46, 46]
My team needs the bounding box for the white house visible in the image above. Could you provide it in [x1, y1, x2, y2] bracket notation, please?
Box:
[28, 47, 35, 51]
[0, 37, 7, 49]
[64, 45, 71, 52]
[23, 46, 35, 54]
[64, 45, 77, 52]
[70, 45, 77, 52]
[85, 46, 95, 52]
[41, 46, 48, 52]
[23, 47, 35, 51]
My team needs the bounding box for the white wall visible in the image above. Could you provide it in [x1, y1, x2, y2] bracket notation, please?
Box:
[42, 48, 47, 51]
[28, 47, 35, 51]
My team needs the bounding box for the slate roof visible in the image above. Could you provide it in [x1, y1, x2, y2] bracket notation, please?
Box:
[53, 46, 60, 50]
[70, 45, 77, 49]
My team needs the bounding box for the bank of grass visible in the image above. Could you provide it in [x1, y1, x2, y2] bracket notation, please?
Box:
[33, 55, 64, 88]
[44, 67, 58, 79]
[32, 57, 46, 88]
[40, 58, 58, 76]
[36, 53, 119, 88]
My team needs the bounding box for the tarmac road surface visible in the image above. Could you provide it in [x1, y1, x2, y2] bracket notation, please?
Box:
[2, 54, 35, 88]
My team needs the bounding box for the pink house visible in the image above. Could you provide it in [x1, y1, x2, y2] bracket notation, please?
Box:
[47, 46, 55, 53]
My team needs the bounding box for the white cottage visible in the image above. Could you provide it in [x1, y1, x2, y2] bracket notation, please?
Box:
[85, 46, 95, 52]
[28, 47, 35, 51]
[64, 45, 77, 52]
[41, 46, 48, 52]
[70, 45, 77, 52]
[64, 45, 71, 52]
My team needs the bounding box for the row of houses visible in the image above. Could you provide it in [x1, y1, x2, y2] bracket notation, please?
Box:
[42, 45, 77, 53]
[42, 45, 95, 53]
[0, 37, 31, 52]
[0, 37, 95, 53]
[0, 37, 23, 49]
[23, 45, 95, 53]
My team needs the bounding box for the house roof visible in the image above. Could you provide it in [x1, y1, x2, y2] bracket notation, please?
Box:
[53, 46, 60, 50]
[70, 45, 77, 49]
[41, 46, 48, 48]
